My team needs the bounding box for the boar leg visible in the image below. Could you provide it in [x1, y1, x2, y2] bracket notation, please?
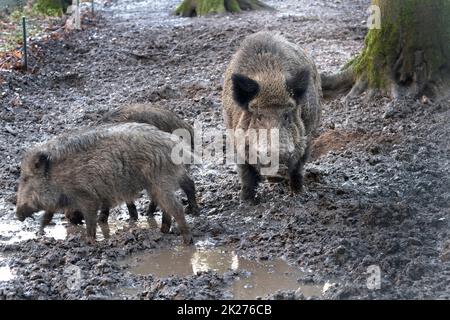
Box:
[39, 211, 55, 234]
[98, 203, 138, 222]
[96, 203, 137, 235]
[179, 174, 199, 216]
[145, 199, 172, 233]
[126, 202, 138, 221]
[288, 161, 304, 193]
[97, 207, 111, 239]
[289, 144, 311, 193]
[160, 211, 172, 234]
[98, 208, 109, 224]
[146, 200, 158, 216]
[85, 216, 97, 243]
[152, 188, 193, 245]
[65, 210, 84, 225]
[82, 205, 98, 244]
[238, 164, 261, 203]
[146, 176, 200, 217]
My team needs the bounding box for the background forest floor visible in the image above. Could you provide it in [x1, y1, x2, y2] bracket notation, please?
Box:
[0, 0, 449, 299]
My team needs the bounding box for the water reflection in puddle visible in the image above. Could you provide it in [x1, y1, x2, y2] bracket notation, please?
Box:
[0, 256, 14, 282]
[0, 210, 159, 244]
[124, 244, 326, 299]
[0, 218, 67, 244]
[0, 266, 14, 282]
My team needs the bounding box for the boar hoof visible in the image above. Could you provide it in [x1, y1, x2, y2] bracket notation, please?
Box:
[290, 185, 303, 195]
[97, 214, 108, 224]
[160, 223, 171, 234]
[186, 205, 200, 216]
[86, 236, 96, 245]
[182, 233, 194, 245]
[240, 189, 258, 203]
[99, 222, 110, 239]
[240, 198, 260, 205]
[146, 201, 158, 216]
[240, 193, 259, 205]
[289, 176, 304, 194]
[66, 211, 84, 225]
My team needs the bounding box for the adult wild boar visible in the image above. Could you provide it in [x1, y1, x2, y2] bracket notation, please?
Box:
[16, 123, 195, 244]
[222, 31, 322, 202]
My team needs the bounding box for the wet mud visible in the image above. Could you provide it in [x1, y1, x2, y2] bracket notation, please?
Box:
[0, 0, 449, 299]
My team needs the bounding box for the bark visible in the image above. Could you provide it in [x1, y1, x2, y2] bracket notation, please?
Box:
[175, 0, 273, 17]
[322, 0, 450, 99]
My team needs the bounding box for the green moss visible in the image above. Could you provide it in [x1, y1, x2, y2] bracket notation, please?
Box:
[399, 0, 415, 28]
[33, 0, 63, 16]
[176, 0, 257, 17]
[175, 0, 193, 16]
[350, 18, 400, 89]
[342, 56, 356, 71]
[176, 0, 228, 17]
[226, 0, 241, 12]
[197, 0, 226, 15]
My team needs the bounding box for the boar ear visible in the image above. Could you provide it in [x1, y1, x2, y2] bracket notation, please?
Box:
[33, 152, 50, 173]
[287, 69, 310, 102]
[231, 73, 260, 109]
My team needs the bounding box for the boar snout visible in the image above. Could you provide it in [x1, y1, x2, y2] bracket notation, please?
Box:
[16, 204, 37, 222]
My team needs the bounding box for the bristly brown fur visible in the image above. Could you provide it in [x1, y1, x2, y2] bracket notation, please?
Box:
[222, 31, 322, 201]
[17, 123, 194, 244]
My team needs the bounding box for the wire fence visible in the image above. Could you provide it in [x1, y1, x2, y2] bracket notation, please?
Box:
[1, 0, 97, 70]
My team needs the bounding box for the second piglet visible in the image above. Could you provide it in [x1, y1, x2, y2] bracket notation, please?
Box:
[99, 103, 198, 220]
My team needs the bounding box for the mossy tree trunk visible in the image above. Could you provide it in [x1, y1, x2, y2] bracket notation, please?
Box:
[323, 0, 450, 99]
[175, 0, 272, 17]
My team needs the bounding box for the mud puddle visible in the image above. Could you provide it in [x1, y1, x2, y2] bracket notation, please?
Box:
[122, 243, 329, 299]
[0, 265, 14, 282]
[0, 255, 14, 282]
[0, 217, 67, 244]
[0, 201, 164, 244]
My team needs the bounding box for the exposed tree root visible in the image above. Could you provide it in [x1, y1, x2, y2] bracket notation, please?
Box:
[235, 0, 272, 11]
[320, 68, 355, 99]
[321, 63, 450, 102]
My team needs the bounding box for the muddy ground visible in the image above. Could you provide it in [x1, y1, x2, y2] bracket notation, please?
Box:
[0, 0, 449, 299]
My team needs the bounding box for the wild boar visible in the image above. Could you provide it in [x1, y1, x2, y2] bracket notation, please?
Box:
[222, 31, 322, 202]
[101, 103, 194, 147]
[99, 103, 197, 220]
[16, 123, 195, 244]
[41, 104, 198, 230]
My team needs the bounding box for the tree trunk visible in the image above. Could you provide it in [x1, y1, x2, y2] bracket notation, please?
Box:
[323, 0, 450, 99]
[175, 0, 272, 17]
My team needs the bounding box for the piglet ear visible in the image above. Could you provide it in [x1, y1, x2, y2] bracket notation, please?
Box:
[286, 69, 310, 102]
[33, 152, 50, 173]
[231, 73, 260, 109]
